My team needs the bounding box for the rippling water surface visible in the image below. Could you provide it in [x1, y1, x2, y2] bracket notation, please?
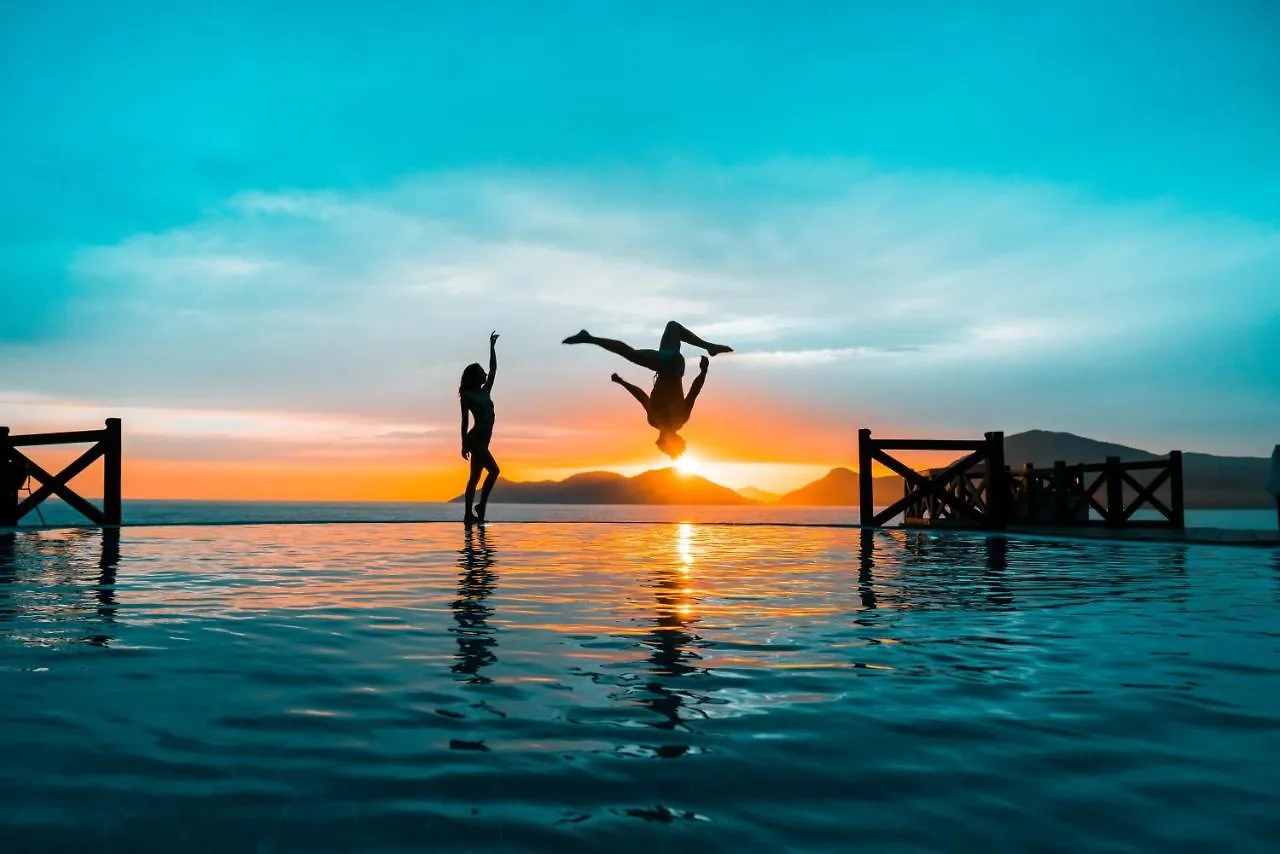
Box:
[2, 523, 1279, 852]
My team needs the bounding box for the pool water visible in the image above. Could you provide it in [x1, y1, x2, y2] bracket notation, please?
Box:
[2, 524, 1278, 852]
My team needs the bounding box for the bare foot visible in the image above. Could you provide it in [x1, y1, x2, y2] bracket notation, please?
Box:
[476, 503, 487, 523]
[464, 512, 476, 525]
[610, 372, 623, 384]
[563, 330, 592, 345]
[706, 343, 733, 356]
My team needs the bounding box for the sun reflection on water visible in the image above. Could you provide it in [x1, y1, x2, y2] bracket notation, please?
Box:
[3, 522, 1277, 851]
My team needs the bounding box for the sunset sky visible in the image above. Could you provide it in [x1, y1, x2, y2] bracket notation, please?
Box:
[3, 2, 1279, 500]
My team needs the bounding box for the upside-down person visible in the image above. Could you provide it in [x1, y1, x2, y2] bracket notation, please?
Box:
[563, 320, 733, 460]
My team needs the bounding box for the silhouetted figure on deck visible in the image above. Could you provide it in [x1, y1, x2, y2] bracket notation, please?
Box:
[563, 321, 732, 460]
[459, 331, 501, 524]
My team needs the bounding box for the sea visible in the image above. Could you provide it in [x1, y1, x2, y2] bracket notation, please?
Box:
[11, 499, 1279, 530]
[3, 503, 1279, 852]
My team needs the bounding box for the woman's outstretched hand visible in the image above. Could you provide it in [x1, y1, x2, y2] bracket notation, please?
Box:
[490, 330, 499, 348]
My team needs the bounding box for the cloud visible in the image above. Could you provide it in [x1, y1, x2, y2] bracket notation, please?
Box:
[694, 315, 821, 341]
[735, 348, 864, 366]
[0, 389, 431, 444]
[0, 390, 597, 466]
[4, 161, 1279, 464]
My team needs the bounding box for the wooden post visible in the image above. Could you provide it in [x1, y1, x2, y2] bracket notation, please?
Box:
[1105, 456, 1123, 526]
[103, 419, 122, 526]
[1167, 450, 1185, 529]
[0, 426, 16, 527]
[1052, 460, 1068, 524]
[1270, 446, 1280, 530]
[858, 428, 874, 528]
[1020, 463, 1035, 523]
[984, 431, 1007, 529]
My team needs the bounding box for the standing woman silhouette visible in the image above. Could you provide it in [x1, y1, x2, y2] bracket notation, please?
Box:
[459, 331, 501, 524]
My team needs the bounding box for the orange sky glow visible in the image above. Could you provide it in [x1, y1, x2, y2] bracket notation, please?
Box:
[9, 401, 965, 503]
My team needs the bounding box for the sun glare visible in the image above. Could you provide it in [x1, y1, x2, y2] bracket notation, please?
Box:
[672, 452, 706, 477]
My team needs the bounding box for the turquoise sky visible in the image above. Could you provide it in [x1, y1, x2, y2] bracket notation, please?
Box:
[2, 1, 1278, 471]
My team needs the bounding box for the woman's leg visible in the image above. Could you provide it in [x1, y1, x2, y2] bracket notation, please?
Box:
[475, 450, 501, 521]
[658, 320, 733, 356]
[563, 330, 663, 372]
[464, 454, 484, 522]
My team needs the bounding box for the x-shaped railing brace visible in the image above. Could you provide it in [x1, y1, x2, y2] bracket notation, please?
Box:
[872, 448, 989, 527]
[7, 445, 107, 525]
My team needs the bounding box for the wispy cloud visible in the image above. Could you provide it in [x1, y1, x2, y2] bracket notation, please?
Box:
[0, 391, 431, 443]
[735, 348, 865, 366]
[5, 161, 1279, 466]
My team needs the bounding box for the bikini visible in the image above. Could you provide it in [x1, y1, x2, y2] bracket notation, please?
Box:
[656, 348, 685, 377]
[464, 390, 495, 444]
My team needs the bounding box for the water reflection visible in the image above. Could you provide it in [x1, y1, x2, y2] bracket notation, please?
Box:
[984, 536, 1014, 608]
[86, 529, 121, 647]
[1274, 553, 1280, 605]
[891, 531, 1019, 611]
[0, 532, 16, 621]
[858, 529, 878, 610]
[636, 523, 705, 730]
[451, 525, 498, 683]
[2, 524, 1278, 850]
[0, 529, 123, 644]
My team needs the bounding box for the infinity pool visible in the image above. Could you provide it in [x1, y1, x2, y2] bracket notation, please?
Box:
[2, 524, 1278, 852]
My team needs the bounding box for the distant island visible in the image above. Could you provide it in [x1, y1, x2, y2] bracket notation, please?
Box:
[454, 430, 1276, 509]
[452, 468, 755, 505]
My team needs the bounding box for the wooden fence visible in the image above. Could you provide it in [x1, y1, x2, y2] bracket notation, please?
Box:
[858, 428, 1185, 530]
[1008, 454, 1184, 528]
[0, 419, 122, 527]
[858, 429, 1008, 529]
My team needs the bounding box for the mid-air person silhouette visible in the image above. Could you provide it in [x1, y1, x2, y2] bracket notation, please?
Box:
[459, 331, 501, 524]
[563, 321, 732, 460]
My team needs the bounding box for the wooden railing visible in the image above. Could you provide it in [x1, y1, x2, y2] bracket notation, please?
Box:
[1008, 454, 1184, 528]
[858, 427, 1185, 531]
[858, 429, 1007, 529]
[0, 419, 122, 527]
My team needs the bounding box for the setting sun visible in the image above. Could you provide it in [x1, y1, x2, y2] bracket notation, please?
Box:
[672, 452, 708, 478]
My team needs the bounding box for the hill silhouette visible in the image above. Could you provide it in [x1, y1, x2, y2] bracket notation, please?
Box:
[776, 431, 1273, 509]
[775, 468, 902, 506]
[1002, 430, 1157, 465]
[738, 486, 780, 503]
[451, 431, 1271, 508]
[450, 468, 756, 505]
[1002, 431, 1272, 509]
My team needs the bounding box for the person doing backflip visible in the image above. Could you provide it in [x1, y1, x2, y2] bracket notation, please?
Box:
[563, 320, 733, 460]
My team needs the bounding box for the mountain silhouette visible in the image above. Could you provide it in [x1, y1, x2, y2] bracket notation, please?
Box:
[738, 486, 781, 503]
[775, 468, 902, 506]
[450, 468, 756, 505]
[776, 430, 1274, 509]
[1002, 430, 1158, 465]
[451, 431, 1271, 508]
[1002, 431, 1271, 508]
